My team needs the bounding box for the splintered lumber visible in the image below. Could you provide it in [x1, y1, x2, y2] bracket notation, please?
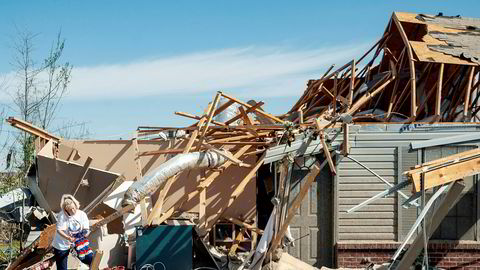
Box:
[229, 228, 246, 257]
[393, 14, 416, 118]
[148, 103, 214, 225]
[347, 73, 394, 115]
[225, 101, 265, 125]
[223, 216, 264, 234]
[320, 131, 336, 175]
[349, 60, 355, 106]
[198, 187, 207, 232]
[464, 66, 475, 118]
[132, 131, 143, 180]
[267, 163, 322, 257]
[199, 92, 222, 141]
[405, 148, 480, 192]
[91, 204, 135, 231]
[6, 117, 61, 143]
[6, 225, 56, 270]
[175, 111, 227, 126]
[147, 174, 179, 225]
[151, 145, 252, 225]
[342, 123, 350, 156]
[202, 144, 250, 167]
[199, 152, 266, 235]
[220, 92, 284, 124]
[208, 132, 270, 144]
[436, 63, 444, 117]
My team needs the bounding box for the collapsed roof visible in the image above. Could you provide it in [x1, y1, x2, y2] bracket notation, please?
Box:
[5, 11, 480, 270]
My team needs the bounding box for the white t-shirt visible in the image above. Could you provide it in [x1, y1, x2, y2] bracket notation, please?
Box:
[52, 210, 90, 250]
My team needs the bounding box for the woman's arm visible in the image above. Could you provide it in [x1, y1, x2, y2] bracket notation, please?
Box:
[57, 229, 75, 242]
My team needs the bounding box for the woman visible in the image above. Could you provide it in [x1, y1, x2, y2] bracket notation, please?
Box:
[52, 194, 93, 270]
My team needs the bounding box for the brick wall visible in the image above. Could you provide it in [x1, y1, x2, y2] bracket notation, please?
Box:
[337, 241, 480, 269]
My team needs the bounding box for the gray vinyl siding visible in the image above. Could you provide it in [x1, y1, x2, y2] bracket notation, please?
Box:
[337, 147, 397, 241]
[333, 124, 480, 243]
[399, 147, 419, 241]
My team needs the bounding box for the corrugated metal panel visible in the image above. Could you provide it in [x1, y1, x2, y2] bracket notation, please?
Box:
[337, 147, 397, 241]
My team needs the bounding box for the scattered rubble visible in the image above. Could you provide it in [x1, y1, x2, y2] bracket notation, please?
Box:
[2, 10, 480, 270]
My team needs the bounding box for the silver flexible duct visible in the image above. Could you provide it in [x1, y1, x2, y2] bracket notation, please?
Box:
[122, 151, 228, 207]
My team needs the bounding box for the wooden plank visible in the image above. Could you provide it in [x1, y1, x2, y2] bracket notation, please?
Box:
[154, 145, 252, 225]
[6, 117, 61, 143]
[393, 14, 417, 118]
[223, 216, 264, 234]
[89, 250, 103, 270]
[175, 111, 226, 126]
[72, 156, 93, 196]
[140, 197, 150, 226]
[321, 85, 335, 99]
[210, 141, 270, 145]
[298, 108, 304, 124]
[132, 131, 143, 180]
[138, 148, 188, 157]
[147, 175, 179, 225]
[239, 107, 254, 125]
[183, 102, 211, 154]
[342, 123, 349, 156]
[202, 93, 222, 134]
[333, 73, 337, 115]
[464, 66, 475, 118]
[201, 152, 266, 235]
[220, 92, 284, 124]
[436, 63, 444, 117]
[349, 60, 355, 106]
[197, 145, 252, 190]
[410, 156, 480, 192]
[208, 132, 269, 144]
[198, 187, 207, 232]
[224, 101, 265, 125]
[347, 76, 394, 115]
[267, 164, 321, 256]
[228, 228, 245, 257]
[320, 132, 337, 175]
[91, 204, 135, 232]
[202, 144, 247, 166]
[408, 148, 480, 173]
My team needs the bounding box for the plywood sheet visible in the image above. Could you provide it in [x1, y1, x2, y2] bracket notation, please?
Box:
[36, 155, 119, 213]
[395, 12, 428, 24]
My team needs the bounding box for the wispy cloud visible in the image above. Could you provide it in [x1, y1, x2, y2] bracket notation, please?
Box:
[1, 44, 370, 101]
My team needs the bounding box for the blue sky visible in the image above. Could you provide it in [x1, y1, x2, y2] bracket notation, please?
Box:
[1, 1, 480, 139]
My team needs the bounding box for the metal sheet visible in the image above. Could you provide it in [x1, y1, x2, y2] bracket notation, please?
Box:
[411, 133, 480, 150]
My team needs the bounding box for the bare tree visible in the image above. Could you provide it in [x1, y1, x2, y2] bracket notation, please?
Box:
[9, 29, 72, 172]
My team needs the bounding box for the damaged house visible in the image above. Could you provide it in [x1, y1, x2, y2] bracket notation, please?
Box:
[4, 11, 480, 270]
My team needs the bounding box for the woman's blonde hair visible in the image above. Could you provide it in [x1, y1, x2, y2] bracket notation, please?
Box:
[60, 194, 80, 211]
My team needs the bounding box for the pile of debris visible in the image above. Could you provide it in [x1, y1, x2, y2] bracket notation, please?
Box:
[2, 11, 480, 270]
